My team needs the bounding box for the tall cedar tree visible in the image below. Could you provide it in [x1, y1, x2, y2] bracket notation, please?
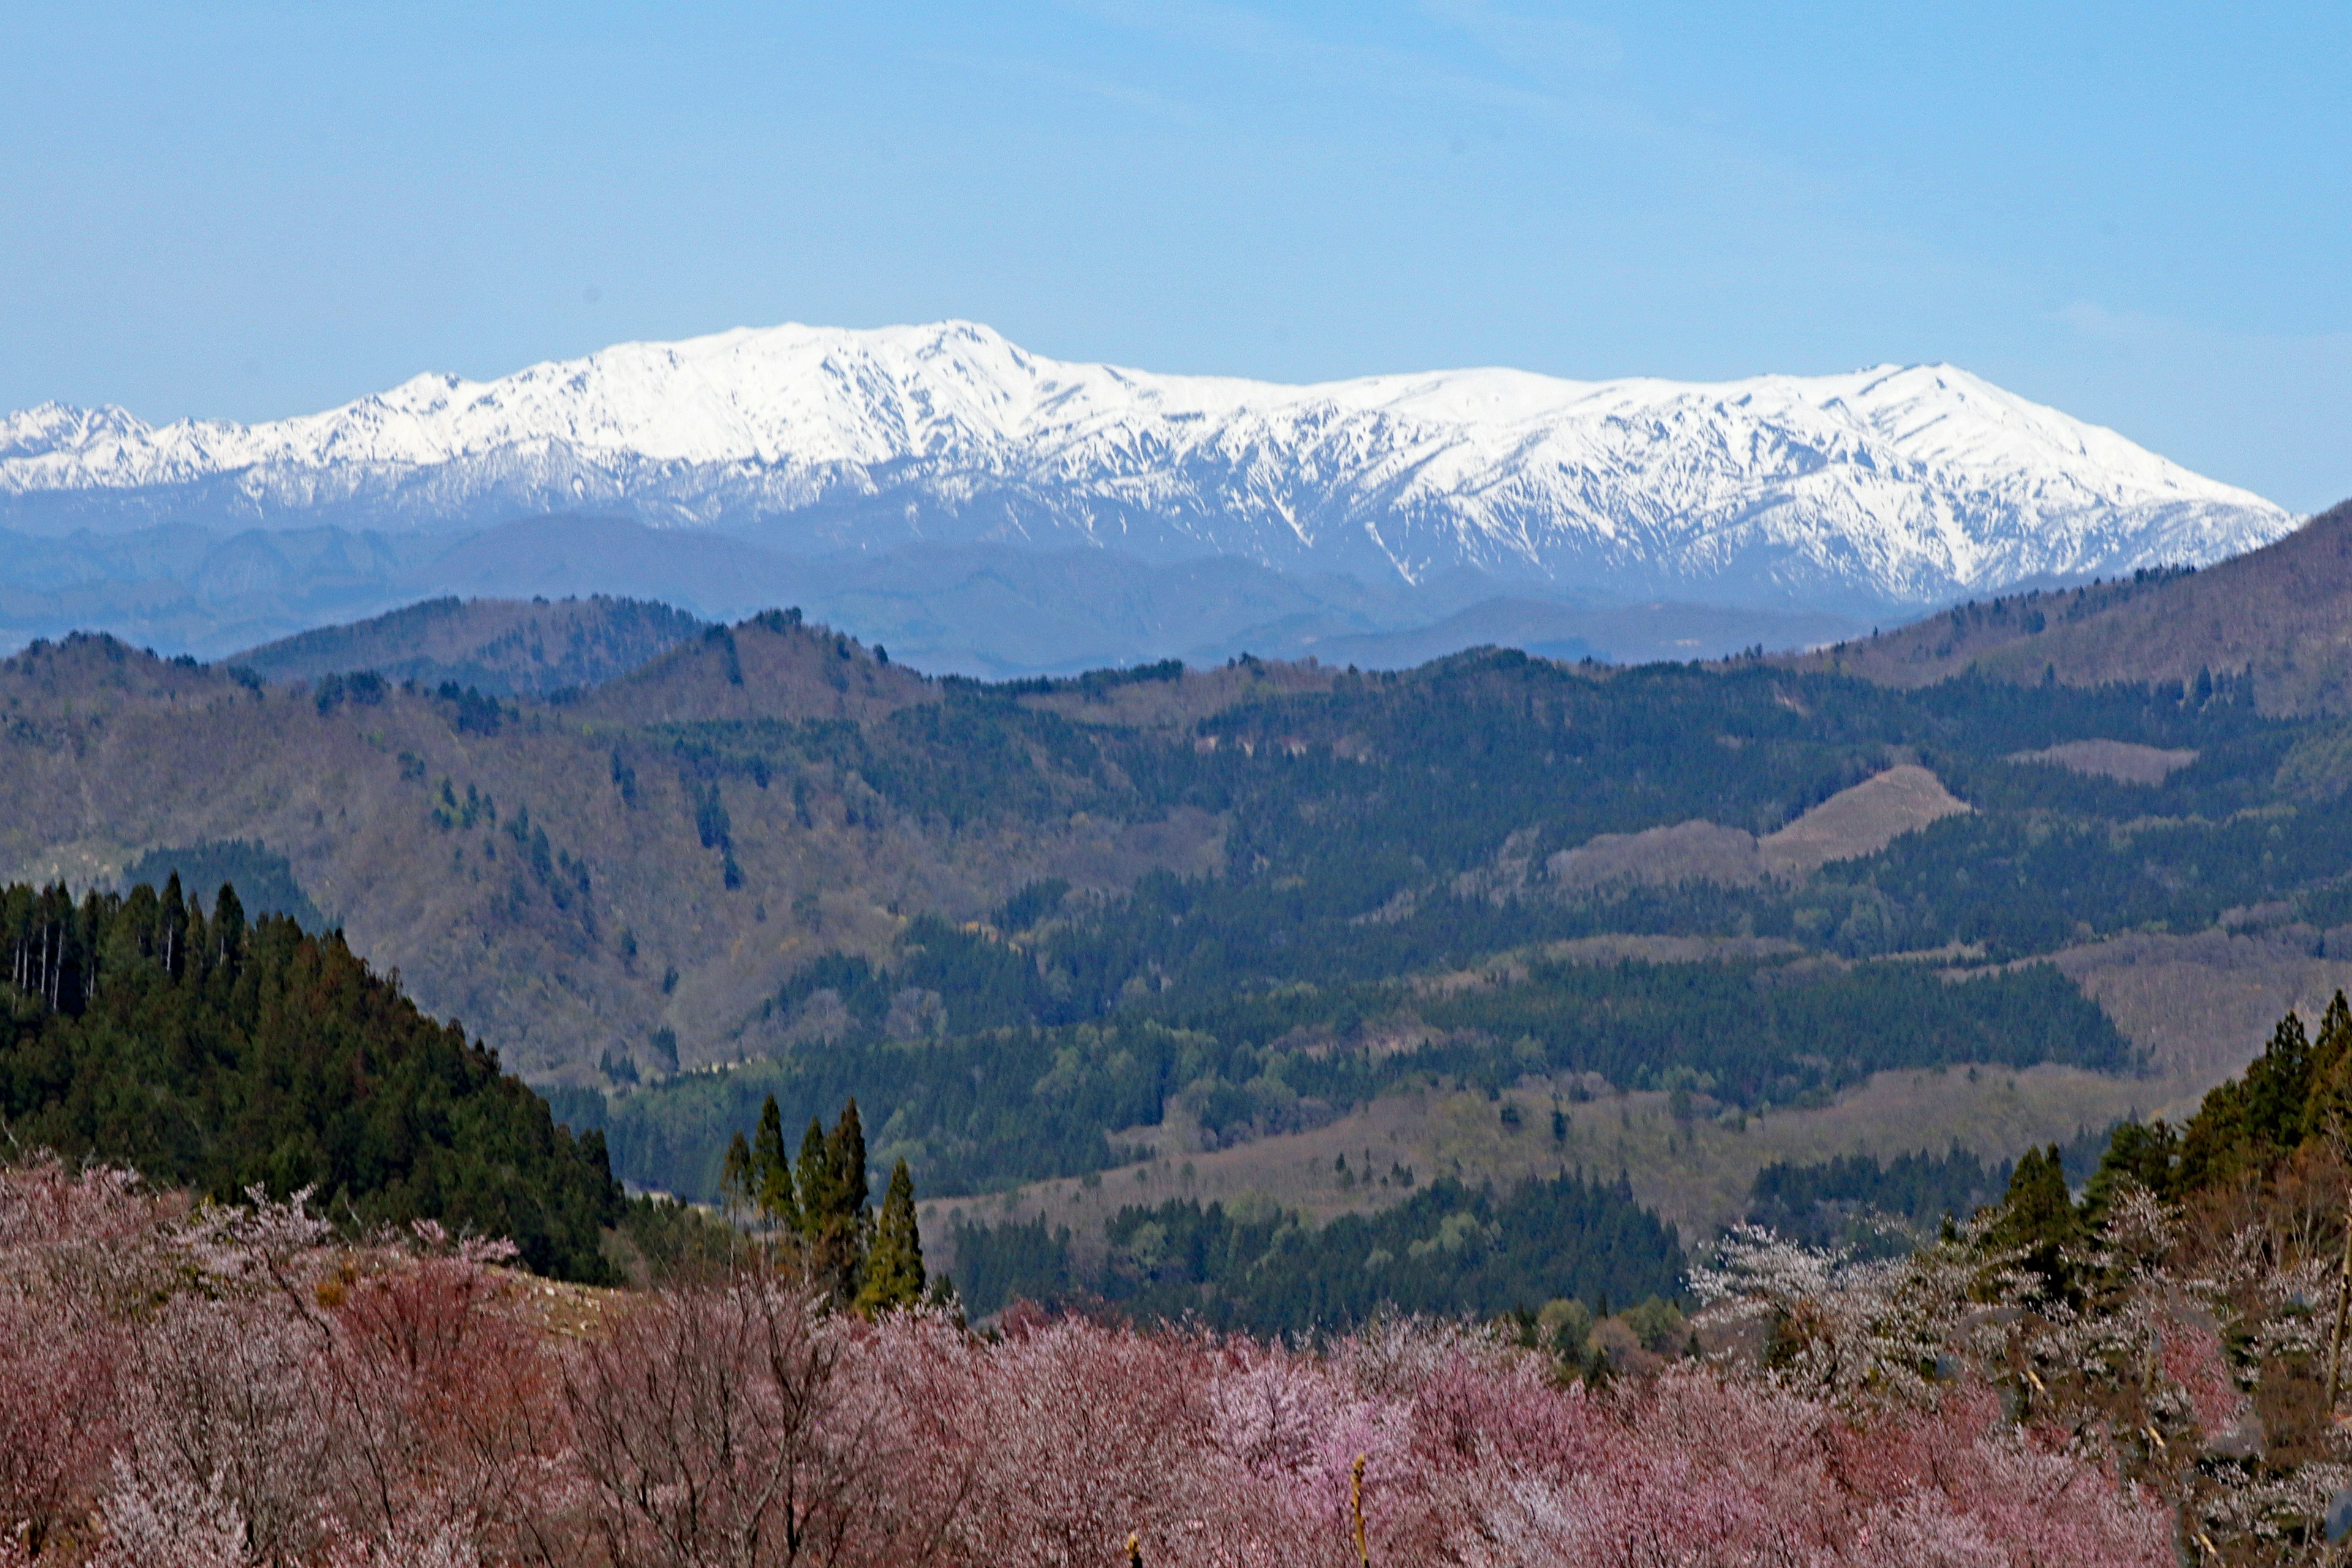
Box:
[2161, 1000, 2352, 1194]
[1991, 1144, 2081, 1300]
[794, 1115, 846, 1295]
[856, 1157, 927, 1315]
[789, 1100, 870, 1301]
[752, 1093, 797, 1231]
[721, 1131, 755, 1223]
[797, 1115, 834, 1230]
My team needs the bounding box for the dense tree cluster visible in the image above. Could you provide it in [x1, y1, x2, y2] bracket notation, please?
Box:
[1746, 1146, 2011, 1253]
[715, 1094, 932, 1314]
[948, 1171, 1686, 1335]
[0, 877, 620, 1281]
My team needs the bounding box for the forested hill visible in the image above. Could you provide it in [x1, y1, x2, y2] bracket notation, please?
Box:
[231, 593, 707, 696]
[0, 875, 621, 1280]
[11, 594, 2352, 1224]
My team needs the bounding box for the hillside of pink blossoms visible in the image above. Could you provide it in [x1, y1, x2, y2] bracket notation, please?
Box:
[0, 1155, 2187, 1567]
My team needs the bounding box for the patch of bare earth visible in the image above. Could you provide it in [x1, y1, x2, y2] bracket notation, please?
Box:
[1757, 764, 1970, 875]
[2049, 927, 2352, 1115]
[2008, 739, 2199, 784]
[1545, 764, 1970, 892]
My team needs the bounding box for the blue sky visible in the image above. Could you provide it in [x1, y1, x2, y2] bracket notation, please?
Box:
[4, 2, 2346, 509]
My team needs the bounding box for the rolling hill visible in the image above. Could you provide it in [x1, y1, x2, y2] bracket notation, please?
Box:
[232, 593, 707, 695]
[12, 597, 2352, 1257]
[1799, 498, 2352, 714]
[0, 616, 1237, 1082]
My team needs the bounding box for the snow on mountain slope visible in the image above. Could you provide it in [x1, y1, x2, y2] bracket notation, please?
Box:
[0, 321, 2296, 610]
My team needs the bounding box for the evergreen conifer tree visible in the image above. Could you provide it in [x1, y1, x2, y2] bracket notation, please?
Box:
[211, 883, 246, 968]
[855, 1158, 926, 1316]
[804, 1101, 870, 1301]
[720, 1131, 755, 1227]
[2298, 992, 2352, 1144]
[752, 1094, 797, 1232]
[829, 1097, 869, 1216]
[1991, 1144, 2081, 1300]
[2180, 1009, 2316, 1188]
[796, 1115, 834, 1238]
[159, 873, 186, 979]
[2081, 1120, 2182, 1223]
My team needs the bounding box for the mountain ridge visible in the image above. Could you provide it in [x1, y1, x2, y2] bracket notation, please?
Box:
[1793, 499, 2352, 713]
[0, 320, 2294, 614]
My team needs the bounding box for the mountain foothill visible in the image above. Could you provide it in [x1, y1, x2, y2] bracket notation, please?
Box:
[1797, 497, 2352, 716]
[0, 494, 2346, 1251]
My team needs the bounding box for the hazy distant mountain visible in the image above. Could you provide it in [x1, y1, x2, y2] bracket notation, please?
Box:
[232, 595, 707, 696]
[0, 516, 1864, 674]
[0, 321, 2295, 616]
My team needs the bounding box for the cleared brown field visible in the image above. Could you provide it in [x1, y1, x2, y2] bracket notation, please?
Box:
[2007, 738, 2199, 784]
[1544, 764, 1969, 892]
[1757, 763, 1970, 875]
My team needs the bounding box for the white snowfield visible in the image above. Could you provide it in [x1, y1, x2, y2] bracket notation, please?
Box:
[0, 320, 2295, 607]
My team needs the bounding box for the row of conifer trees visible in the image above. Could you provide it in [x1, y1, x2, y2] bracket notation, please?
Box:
[720, 1094, 935, 1315]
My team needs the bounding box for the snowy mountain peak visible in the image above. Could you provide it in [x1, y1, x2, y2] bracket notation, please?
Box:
[0, 322, 2294, 611]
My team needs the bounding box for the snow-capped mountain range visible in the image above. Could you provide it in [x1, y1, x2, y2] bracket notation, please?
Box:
[0, 320, 2295, 612]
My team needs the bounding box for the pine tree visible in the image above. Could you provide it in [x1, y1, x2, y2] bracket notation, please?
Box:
[804, 1101, 870, 1302]
[159, 873, 186, 979]
[796, 1116, 834, 1238]
[720, 1131, 755, 1228]
[2299, 992, 2352, 1144]
[2081, 1120, 2181, 1224]
[2180, 1009, 2316, 1188]
[1991, 1144, 2080, 1300]
[829, 1098, 869, 1216]
[752, 1094, 797, 1232]
[211, 883, 246, 969]
[855, 1158, 926, 1316]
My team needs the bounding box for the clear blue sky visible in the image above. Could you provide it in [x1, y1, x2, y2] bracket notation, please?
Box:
[4, 2, 2345, 509]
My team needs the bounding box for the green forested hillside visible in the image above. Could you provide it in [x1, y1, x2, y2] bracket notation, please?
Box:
[946, 1170, 1686, 1331]
[0, 876, 621, 1280]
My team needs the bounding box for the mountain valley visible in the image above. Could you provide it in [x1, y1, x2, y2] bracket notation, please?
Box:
[10, 517, 2352, 1273]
